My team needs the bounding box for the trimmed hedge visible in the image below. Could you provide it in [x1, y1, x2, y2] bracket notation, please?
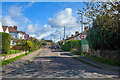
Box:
[1, 32, 11, 54]
[62, 40, 81, 52]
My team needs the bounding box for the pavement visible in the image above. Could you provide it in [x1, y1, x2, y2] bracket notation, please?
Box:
[2, 48, 120, 78]
[63, 51, 120, 71]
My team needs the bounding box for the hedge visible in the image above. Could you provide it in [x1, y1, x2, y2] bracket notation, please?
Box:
[86, 15, 120, 50]
[1, 32, 11, 54]
[62, 40, 81, 52]
[15, 40, 38, 52]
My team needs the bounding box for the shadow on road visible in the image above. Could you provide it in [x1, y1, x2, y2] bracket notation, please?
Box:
[29, 53, 119, 78]
[3, 51, 120, 78]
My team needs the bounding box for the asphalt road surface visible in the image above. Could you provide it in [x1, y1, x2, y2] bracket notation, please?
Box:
[3, 49, 119, 78]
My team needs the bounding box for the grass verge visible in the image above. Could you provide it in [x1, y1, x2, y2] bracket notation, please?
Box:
[70, 50, 120, 66]
[83, 54, 120, 66]
[71, 51, 120, 66]
[0, 51, 32, 66]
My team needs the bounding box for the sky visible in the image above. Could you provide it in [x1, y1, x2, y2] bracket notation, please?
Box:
[2, 2, 88, 42]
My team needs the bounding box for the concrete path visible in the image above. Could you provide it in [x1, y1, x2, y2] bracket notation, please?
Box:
[2, 49, 119, 78]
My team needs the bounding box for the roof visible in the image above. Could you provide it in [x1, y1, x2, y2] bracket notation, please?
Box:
[65, 33, 81, 40]
[17, 31, 26, 34]
[8, 26, 18, 32]
[2, 26, 8, 32]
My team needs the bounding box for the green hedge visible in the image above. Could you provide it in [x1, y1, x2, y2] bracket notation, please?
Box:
[86, 15, 120, 50]
[16, 40, 38, 52]
[62, 40, 81, 52]
[1, 33, 11, 54]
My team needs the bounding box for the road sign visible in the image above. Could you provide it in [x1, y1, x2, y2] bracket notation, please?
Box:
[80, 34, 85, 39]
[24, 34, 29, 40]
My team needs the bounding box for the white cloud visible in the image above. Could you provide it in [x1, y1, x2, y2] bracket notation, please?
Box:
[48, 8, 79, 28]
[8, 5, 23, 19]
[26, 24, 39, 34]
[37, 32, 52, 40]
[26, 24, 56, 40]
[2, 4, 32, 26]
[2, 15, 17, 26]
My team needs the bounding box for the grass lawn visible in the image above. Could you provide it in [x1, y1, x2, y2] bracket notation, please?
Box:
[1, 50, 24, 56]
[0, 52, 31, 66]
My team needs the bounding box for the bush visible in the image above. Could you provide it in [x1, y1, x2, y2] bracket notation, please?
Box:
[62, 40, 81, 52]
[1, 33, 11, 54]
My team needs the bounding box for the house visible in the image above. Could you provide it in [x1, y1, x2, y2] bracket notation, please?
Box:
[65, 31, 82, 41]
[0, 22, 9, 33]
[65, 26, 89, 41]
[8, 26, 26, 39]
[64, 26, 89, 53]
[11, 36, 17, 45]
[1, 25, 28, 45]
[0, 22, 4, 32]
[46, 42, 51, 47]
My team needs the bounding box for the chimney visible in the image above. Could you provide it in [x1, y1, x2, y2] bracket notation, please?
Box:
[62, 38, 64, 41]
[71, 34, 74, 37]
[66, 36, 69, 39]
[84, 26, 88, 31]
[13, 26, 17, 30]
[75, 31, 79, 34]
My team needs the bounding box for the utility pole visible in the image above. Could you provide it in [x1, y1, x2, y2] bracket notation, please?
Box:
[59, 33, 61, 41]
[53, 35, 55, 44]
[59, 33, 61, 47]
[64, 26, 65, 39]
[78, 10, 84, 54]
[26, 39, 27, 55]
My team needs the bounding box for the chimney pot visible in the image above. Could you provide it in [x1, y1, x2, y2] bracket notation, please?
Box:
[75, 31, 79, 34]
[13, 26, 17, 30]
[84, 26, 88, 30]
[66, 36, 69, 39]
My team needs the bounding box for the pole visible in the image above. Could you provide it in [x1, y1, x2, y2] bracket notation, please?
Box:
[59, 33, 61, 41]
[53, 35, 55, 47]
[81, 13, 83, 32]
[64, 26, 65, 39]
[81, 12, 83, 54]
[26, 39, 27, 55]
[59, 33, 61, 48]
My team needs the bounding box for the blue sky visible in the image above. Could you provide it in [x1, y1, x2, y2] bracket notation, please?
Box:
[2, 2, 88, 42]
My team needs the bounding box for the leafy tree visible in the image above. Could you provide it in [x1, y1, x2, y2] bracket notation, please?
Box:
[80, 1, 119, 32]
[78, 1, 120, 50]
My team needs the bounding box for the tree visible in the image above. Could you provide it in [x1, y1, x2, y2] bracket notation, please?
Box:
[78, 1, 120, 50]
[80, 1, 119, 32]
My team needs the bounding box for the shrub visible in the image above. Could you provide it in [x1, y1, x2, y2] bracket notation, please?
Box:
[1, 33, 11, 54]
[62, 40, 81, 52]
